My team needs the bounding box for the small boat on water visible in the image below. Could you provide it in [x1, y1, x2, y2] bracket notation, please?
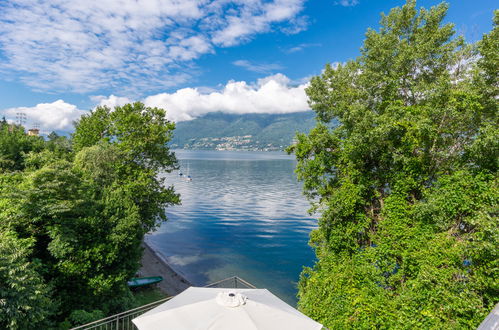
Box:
[127, 276, 163, 288]
[179, 163, 193, 181]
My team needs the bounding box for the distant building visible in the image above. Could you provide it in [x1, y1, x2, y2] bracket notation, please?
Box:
[27, 128, 40, 136]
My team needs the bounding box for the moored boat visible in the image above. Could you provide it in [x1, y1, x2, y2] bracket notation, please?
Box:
[127, 276, 163, 288]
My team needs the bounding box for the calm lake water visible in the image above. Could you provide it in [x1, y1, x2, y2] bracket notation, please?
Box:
[146, 150, 317, 305]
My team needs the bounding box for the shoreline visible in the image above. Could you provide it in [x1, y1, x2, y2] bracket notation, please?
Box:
[138, 240, 192, 296]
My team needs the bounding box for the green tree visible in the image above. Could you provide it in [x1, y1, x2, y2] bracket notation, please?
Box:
[72, 102, 180, 225]
[65, 102, 179, 315]
[0, 102, 180, 326]
[0, 231, 54, 329]
[46, 131, 72, 159]
[0, 124, 44, 171]
[290, 2, 498, 328]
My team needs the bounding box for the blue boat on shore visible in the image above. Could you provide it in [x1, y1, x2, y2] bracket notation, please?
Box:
[127, 276, 163, 288]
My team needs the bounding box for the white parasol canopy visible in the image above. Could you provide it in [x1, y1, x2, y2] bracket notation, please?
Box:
[132, 287, 323, 330]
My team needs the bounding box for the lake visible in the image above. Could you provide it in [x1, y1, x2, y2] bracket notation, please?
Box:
[146, 149, 317, 305]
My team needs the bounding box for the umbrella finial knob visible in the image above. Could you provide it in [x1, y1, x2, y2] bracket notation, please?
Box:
[216, 291, 247, 308]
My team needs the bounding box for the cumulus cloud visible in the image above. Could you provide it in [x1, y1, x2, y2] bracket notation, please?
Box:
[2, 100, 89, 132]
[1, 74, 310, 132]
[142, 73, 310, 122]
[0, 0, 306, 94]
[90, 95, 133, 109]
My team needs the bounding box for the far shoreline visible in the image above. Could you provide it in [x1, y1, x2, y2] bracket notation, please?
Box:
[173, 149, 294, 161]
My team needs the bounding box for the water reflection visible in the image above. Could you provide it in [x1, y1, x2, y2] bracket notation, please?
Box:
[147, 150, 317, 305]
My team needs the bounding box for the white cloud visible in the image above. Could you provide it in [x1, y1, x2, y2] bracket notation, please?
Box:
[209, 0, 305, 46]
[233, 60, 283, 74]
[142, 73, 310, 122]
[335, 0, 359, 7]
[0, 0, 306, 94]
[2, 100, 89, 132]
[90, 95, 134, 109]
[1, 74, 310, 132]
[280, 15, 310, 35]
[284, 43, 321, 54]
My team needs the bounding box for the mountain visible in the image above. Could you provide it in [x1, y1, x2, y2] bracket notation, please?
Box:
[170, 111, 317, 151]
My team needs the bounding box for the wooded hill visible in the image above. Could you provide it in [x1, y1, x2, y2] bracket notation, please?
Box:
[170, 111, 317, 151]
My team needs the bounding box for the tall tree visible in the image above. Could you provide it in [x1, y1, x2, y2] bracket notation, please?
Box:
[1, 102, 180, 326]
[72, 102, 180, 226]
[290, 2, 498, 328]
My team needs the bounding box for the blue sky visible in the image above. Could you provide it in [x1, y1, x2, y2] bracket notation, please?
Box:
[0, 0, 496, 132]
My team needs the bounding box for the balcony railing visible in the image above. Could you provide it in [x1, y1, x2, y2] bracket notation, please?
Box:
[204, 276, 256, 289]
[71, 276, 255, 330]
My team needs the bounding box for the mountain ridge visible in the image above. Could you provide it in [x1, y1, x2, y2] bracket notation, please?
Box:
[170, 111, 317, 151]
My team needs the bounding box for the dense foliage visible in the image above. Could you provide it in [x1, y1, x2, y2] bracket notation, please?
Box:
[0, 118, 45, 171]
[290, 1, 498, 328]
[0, 103, 179, 328]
